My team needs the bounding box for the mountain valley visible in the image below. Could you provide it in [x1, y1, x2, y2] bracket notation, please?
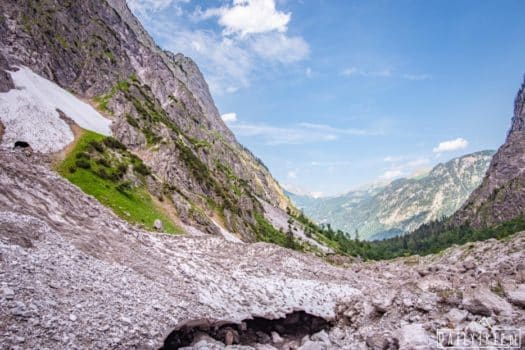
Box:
[0, 1, 524, 349]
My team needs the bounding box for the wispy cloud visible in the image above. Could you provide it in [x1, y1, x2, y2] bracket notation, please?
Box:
[433, 138, 468, 153]
[305, 67, 313, 78]
[229, 122, 337, 145]
[401, 73, 431, 81]
[379, 156, 431, 181]
[287, 169, 298, 179]
[380, 169, 404, 180]
[342, 67, 431, 81]
[141, 0, 309, 94]
[227, 119, 384, 145]
[128, 0, 188, 17]
[299, 122, 385, 136]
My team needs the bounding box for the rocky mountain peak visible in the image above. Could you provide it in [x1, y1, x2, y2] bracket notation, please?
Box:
[453, 77, 525, 227]
[0, 0, 290, 241]
[510, 75, 525, 134]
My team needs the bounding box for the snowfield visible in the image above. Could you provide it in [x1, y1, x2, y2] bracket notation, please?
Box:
[0, 67, 111, 152]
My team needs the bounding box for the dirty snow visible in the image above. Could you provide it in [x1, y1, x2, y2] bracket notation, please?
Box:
[0, 67, 111, 152]
[212, 219, 243, 243]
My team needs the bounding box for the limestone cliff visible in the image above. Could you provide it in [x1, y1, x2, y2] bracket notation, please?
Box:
[0, 0, 290, 241]
[453, 77, 525, 227]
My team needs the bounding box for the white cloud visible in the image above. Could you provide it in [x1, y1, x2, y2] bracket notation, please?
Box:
[342, 67, 430, 80]
[305, 67, 312, 78]
[287, 170, 297, 179]
[380, 169, 404, 180]
[230, 123, 337, 145]
[401, 73, 431, 81]
[282, 183, 324, 198]
[150, 27, 253, 93]
[221, 112, 238, 123]
[229, 121, 382, 145]
[250, 33, 309, 63]
[133, 0, 309, 94]
[299, 122, 385, 136]
[341, 67, 391, 78]
[127, 0, 188, 17]
[341, 67, 358, 76]
[433, 138, 468, 153]
[201, 0, 291, 37]
[379, 156, 430, 181]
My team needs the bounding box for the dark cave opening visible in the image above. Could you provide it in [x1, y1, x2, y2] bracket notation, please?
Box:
[160, 311, 332, 349]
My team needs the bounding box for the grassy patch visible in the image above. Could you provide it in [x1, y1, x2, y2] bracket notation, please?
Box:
[56, 130, 182, 234]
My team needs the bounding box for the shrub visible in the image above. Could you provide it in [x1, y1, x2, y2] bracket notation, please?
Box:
[97, 168, 111, 179]
[103, 137, 126, 150]
[116, 181, 132, 193]
[133, 162, 151, 176]
[88, 140, 105, 153]
[75, 152, 90, 159]
[75, 159, 91, 169]
[96, 157, 111, 168]
[116, 164, 128, 178]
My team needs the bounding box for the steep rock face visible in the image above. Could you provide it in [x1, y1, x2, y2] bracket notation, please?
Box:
[0, 0, 289, 240]
[453, 78, 525, 227]
[290, 151, 494, 240]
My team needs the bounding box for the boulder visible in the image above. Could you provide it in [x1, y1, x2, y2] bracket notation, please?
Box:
[365, 332, 391, 350]
[153, 219, 163, 231]
[395, 324, 431, 350]
[444, 308, 468, 325]
[504, 283, 525, 307]
[271, 331, 283, 344]
[462, 287, 513, 316]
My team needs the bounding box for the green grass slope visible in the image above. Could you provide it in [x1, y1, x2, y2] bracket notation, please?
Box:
[56, 130, 182, 234]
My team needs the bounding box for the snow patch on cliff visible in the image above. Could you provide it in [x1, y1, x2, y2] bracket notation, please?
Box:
[0, 67, 111, 152]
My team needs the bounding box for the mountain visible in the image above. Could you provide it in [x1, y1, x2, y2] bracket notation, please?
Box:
[0, 0, 301, 244]
[289, 151, 494, 240]
[453, 77, 525, 227]
[1, 1, 525, 348]
[2, 141, 525, 350]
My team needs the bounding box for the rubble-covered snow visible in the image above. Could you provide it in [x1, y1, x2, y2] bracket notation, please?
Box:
[0, 67, 111, 152]
[1, 151, 525, 350]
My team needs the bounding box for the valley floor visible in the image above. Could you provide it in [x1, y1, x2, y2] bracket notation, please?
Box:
[0, 150, 524, 349]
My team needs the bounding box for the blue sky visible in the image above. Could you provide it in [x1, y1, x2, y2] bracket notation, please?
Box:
[129, 0, 525, 196]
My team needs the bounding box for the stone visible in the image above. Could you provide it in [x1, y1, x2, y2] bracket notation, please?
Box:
[153, 219, 163, 231]
[462, 287, 513, 316]
[463, 260, 476, 271]
[465, 321, 487, 336]
[365, 333, 390, 350]
[395, 324, 430, 350]
[310, 330, 330, 344]
[2, 286, 14, 299]
[444, 308, 468, 325]
[271, 331, 283, 344]
[69, 314, 77, 322]
[255, 345, 278, 350]
[298, 340, 325, 350]
[504, 283, 525, 307]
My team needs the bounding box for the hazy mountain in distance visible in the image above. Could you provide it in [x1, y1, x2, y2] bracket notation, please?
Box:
[289, 150, 494, 240]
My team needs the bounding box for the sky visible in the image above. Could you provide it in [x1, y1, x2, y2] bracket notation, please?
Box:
[128, 0, 525, 197]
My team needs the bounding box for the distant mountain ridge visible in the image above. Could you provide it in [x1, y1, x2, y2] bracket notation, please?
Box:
[288, 150, 494, 240]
